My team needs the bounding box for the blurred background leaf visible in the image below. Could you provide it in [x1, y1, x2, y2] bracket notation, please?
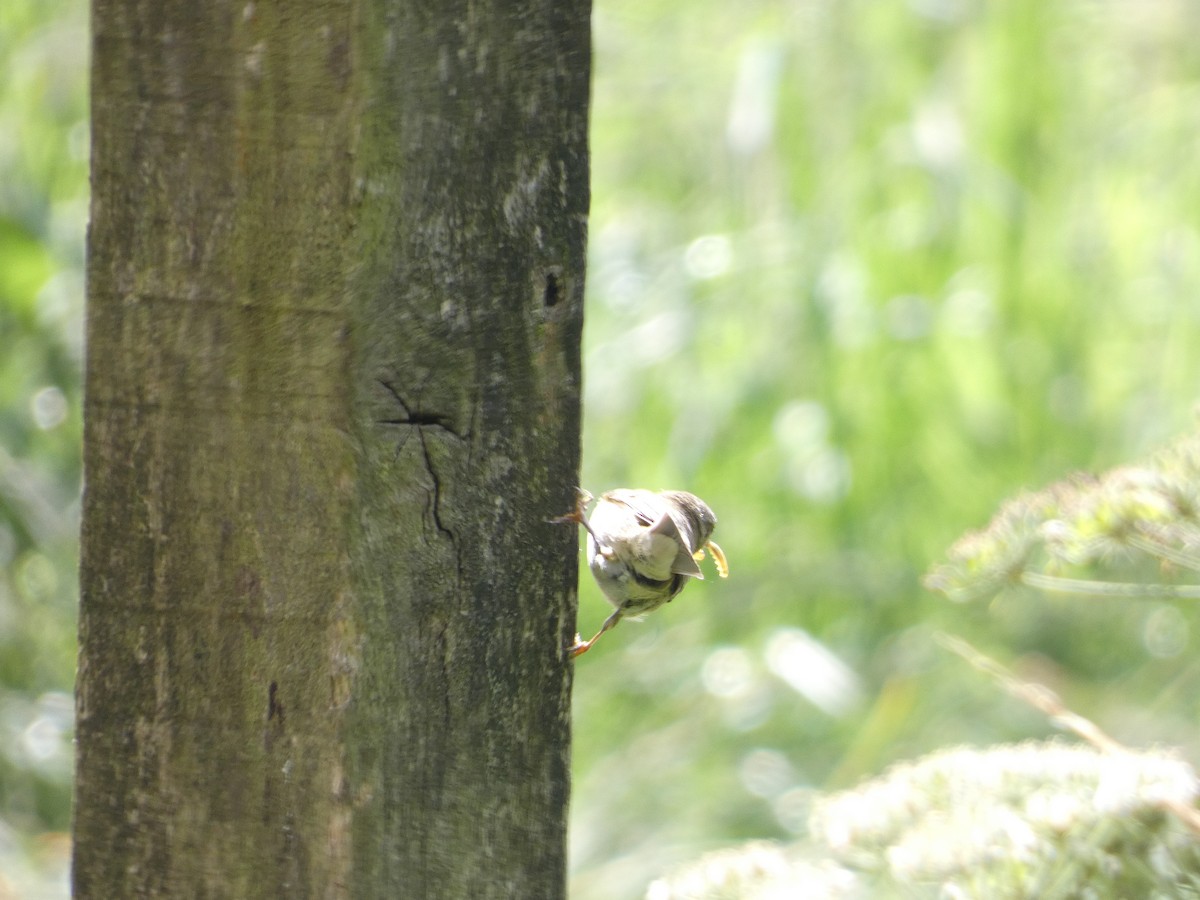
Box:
[8, 0, 1200, 897]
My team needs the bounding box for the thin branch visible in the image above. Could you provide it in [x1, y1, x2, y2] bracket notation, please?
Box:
[1020, 571, 1200, 599]
[935, 633, 1200, 837]
[1127, 532, 1200, 574]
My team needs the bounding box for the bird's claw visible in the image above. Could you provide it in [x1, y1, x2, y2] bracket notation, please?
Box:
[549, 488, 599, 543]
[548, 488, 594, 525]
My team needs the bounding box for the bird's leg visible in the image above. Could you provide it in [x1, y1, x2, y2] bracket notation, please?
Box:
[548, 488, 599, 543]
[568, 609, 623, 658]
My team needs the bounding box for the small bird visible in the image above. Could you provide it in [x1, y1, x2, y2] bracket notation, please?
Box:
[553, 489, 728, 657]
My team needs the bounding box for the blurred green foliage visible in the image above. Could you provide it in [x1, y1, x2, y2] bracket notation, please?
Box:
[8, 0, 1200, 897]
[573, 0, 1200, 896]
[0, 0, 87, 892]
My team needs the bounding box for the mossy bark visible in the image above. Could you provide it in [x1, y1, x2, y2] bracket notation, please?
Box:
[77, 1, 589, 896]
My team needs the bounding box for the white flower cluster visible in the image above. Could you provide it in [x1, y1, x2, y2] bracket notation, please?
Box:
[808, 741, 1200, 895]
[646, 742, 1200, 899]
[646, 842, 856, 900]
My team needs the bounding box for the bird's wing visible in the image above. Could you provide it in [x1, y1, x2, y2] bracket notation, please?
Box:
[606, 490, 703, 578]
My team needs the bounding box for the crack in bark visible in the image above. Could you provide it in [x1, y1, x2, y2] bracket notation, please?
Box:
[378, 377, 460, 543]
[377, 378, 465, 442]
[414, 425, 455, 543]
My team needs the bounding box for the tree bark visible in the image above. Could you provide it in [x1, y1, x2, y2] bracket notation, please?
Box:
[77, 1, 589, 896]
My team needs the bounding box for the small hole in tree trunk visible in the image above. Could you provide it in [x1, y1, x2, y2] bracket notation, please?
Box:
[543, 272, 560, 307]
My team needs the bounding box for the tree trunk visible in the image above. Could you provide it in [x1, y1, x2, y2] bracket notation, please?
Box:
[76, 1, 589, 896]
